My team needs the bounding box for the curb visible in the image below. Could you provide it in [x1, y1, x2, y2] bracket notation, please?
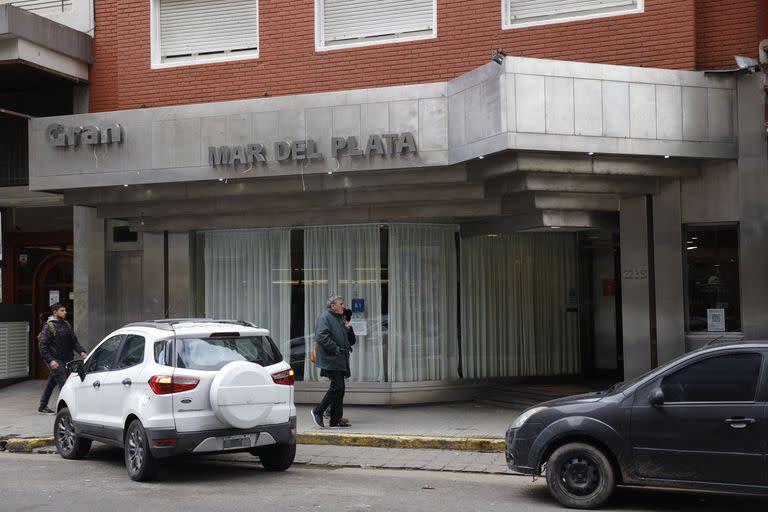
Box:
[1, 437, 55, 453]
[1, 434, 505, 454]
[296, 432, 505, 452]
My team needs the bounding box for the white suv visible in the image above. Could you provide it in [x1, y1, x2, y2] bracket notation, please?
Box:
[54, 319, 297, 481]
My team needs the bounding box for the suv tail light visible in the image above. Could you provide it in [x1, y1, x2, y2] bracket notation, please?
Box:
[148, 375, 200, 395]
[271, 368, 295, 386]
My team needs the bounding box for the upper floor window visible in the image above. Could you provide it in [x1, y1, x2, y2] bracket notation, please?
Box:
[316, 0, 436, 51]
[503, 0, 643, 30]
[151, 0, 259, 68]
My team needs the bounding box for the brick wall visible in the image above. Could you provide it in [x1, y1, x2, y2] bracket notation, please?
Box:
[696, 0, 759, 70]
[89, 0, 723, 112]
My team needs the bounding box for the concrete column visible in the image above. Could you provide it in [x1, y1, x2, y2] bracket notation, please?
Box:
[620, 196, 652, 379]
[142, 232, 166, 319]
[653, 179, 685, 364]
[167, 232, 193, 318]
[73, 206, 105, 350]
[737, 73, 768, 338]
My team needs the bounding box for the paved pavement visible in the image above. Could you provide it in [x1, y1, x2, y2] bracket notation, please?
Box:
[0, 378, 602, 474]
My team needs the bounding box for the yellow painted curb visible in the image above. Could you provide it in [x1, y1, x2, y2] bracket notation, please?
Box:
[297, 432, 504, 452]
[4, 437, 55, 453]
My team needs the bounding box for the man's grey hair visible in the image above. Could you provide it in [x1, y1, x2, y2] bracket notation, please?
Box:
[326, 294, 344, 309]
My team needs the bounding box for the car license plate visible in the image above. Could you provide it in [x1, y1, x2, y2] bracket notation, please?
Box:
[223, 434, 254, 449]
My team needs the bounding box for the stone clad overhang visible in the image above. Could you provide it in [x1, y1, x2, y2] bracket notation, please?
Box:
[27, 57, 738, 233]
[0, 4, 92, 82]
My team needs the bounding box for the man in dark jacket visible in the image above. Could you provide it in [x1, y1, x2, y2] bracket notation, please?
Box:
[37, 303, 87, 414]
[311, 295, 353, 428]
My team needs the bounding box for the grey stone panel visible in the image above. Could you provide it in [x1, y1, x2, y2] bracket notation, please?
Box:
[361, 102, 390, 139]
[332, 104, 361, 139]
[389, 100, 418, 135]
[655, 85, 683, 141]
[515, 74, 545, 133]
[574, 79, 602, 136]
[448, 91, 466, 148]
[545, 76, 574, 135]
[629, 83, 657, 139]
[602, 81, 629, 138]
[278, 110, 306, 141]
[419, 98, 447, 151]
[307, 107, 333, 162]
[175, 118, 202, 168]
[465, 84, 485, 143]
[708, 88, 735, 143]
[682, 87, 708, 142]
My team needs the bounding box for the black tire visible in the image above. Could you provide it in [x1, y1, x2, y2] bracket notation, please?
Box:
[545, 442, 616, 510]
[124, 419, 158, 481]
[253, 443, 296, 471]
[54, 407, 92, 459]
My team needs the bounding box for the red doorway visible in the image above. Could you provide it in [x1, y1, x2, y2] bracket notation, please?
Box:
[2, 231, 73, 379]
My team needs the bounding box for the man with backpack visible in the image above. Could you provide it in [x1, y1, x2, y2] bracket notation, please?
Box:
[37, 303, 87, 414]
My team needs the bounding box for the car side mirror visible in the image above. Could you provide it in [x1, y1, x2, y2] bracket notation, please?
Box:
[66, 360, 86, 382]
[649, 387, 665, 407]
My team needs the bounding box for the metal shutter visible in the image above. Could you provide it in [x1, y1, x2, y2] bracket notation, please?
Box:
[159, 0, 259, 60]
[321, 0, 434, 46]
[0, 322, 29, 379]
[1, 0, 73, 15]
[508, 0, 637, 24]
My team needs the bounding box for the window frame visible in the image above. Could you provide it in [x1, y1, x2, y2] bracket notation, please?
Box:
[501, 0, 644, 30]
[314, 0, 438, 52]
[114, 334, 146, 370]
[84, 335, 124, 374]
[150, 0, 261, 70]
[659, 352, 764, 404]
[683, 222, 741, 334]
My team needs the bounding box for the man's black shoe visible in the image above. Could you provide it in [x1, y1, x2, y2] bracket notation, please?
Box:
[310, 410, 325, 428]
[37, 406, 55, 414]
[329, 423, 352, 428]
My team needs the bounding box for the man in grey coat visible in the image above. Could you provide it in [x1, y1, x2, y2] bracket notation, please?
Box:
[311, 294, 353, 428]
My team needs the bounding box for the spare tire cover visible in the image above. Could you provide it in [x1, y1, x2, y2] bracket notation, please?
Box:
[209, 361, 277, 429]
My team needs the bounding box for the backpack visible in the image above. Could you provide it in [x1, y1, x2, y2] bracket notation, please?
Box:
[38, 320, 72, 343]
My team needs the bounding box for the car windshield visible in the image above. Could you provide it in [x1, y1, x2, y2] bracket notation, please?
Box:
[176, 336, 283, 371]
[604, 349, 700, 395]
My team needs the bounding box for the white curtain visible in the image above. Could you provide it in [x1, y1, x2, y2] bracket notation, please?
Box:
[303, 225, 383, 382]
[388, 224, 458, 382]
[460, 233, 580, 378]
[203, 229, 291, 358]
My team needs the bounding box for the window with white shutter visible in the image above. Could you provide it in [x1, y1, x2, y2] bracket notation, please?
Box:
[0, 0, 72, 16]
[316, 0, 436, 50]
[0, 322, 29, 379]
[152, 0, 259, 67]
[504, 0, 643, 29]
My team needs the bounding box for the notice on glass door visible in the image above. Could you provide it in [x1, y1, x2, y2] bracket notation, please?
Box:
[49, 290, 60, 306]
[707, 308, 725, 332]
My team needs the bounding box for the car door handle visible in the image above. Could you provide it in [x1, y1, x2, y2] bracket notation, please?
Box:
[122, 378, 132, 386]
[725, 417, 756, 429]
[92, 380, 100, 388]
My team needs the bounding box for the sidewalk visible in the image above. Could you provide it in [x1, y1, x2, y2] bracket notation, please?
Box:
[0, 378, 599, 474]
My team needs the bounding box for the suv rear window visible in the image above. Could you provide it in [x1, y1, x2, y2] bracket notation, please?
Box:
[176, 336, 283, 371]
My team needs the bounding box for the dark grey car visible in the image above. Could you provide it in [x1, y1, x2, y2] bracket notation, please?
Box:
[506, 341, 768, 509]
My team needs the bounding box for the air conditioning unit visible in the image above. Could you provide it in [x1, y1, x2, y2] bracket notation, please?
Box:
[0, 322, 30, 379]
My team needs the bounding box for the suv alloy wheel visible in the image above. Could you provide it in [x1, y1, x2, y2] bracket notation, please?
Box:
[55, 407, 92, 459]
[125, 419, 158, 481]
[251, 442, 296, 471]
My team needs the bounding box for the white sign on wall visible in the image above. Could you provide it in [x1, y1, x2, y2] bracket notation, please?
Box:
[707, 308, 725, 332]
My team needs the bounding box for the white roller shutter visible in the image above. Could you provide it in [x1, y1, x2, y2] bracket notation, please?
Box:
[320, 0, 434, 47]
[0, 322, 29, 380]
[159, 0, 259, 61]
[1, 0, 72, 16]
[507, 0, 638, 26]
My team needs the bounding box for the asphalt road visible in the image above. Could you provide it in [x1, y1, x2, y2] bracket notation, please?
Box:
[1, 448, 767, 512]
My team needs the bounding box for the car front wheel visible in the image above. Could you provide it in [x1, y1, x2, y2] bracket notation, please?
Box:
[545, 442, 616, 509]
[252, 442, 296, 471]
[54, 407, 92, 459]
[124, 419, 158, 481]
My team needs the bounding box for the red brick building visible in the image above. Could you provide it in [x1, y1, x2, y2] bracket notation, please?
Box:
[89, 0, 762, 112]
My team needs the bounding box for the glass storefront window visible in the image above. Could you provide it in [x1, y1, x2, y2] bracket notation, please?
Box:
[685, 225, 740, 332]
